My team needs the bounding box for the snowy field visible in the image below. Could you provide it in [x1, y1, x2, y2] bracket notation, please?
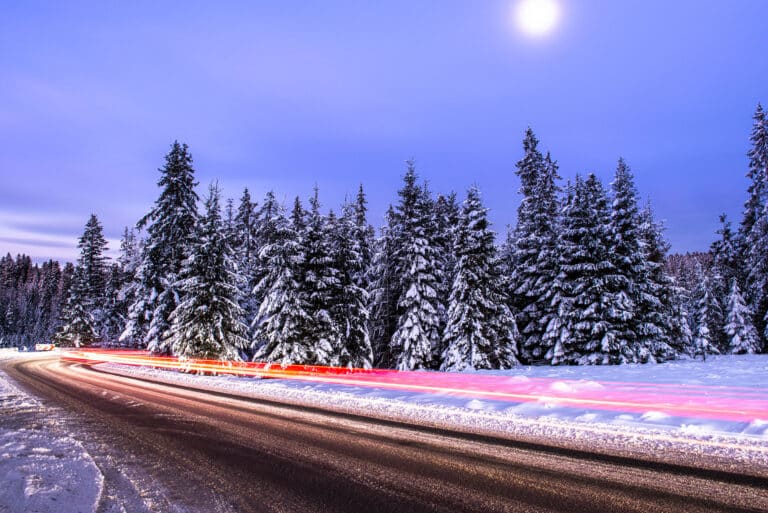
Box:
[0, 351, 103, 513]
[100, 353, 768, 472]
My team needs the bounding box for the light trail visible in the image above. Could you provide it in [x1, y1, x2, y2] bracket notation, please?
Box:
[61, 349, 768, 423]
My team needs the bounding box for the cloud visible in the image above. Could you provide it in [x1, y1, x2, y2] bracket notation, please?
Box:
[0, 211, 120, 263]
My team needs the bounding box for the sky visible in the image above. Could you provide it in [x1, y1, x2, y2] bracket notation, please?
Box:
[1, 0, 767, 262]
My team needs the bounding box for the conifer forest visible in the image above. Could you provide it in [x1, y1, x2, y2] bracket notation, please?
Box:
[3, 107, 767, 369]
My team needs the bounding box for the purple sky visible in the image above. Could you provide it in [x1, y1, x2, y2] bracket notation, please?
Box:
[2, 1, 767, 262]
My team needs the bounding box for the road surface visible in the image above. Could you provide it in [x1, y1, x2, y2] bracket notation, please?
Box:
[4, 356, 768, 513]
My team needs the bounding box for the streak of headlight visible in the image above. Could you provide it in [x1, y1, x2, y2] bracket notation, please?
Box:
[60, 349, 768, 424]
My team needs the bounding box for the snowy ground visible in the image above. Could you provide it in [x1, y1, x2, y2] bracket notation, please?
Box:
[100, 354, 768, 473]
[0, 351, 103, 513]
[3, 348, 767, 513]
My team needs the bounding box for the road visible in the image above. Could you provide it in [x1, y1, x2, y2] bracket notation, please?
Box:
[4, 356, 768, 513]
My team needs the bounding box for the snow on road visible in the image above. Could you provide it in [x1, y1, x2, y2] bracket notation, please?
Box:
[0, 351, 103, 513]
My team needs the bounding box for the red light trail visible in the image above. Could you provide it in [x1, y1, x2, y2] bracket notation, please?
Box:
[62, 349, 768, 423]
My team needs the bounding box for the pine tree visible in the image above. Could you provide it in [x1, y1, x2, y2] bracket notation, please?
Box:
[56, 215, 110, 346]
[101, 263, 127, 343]
[509, 129, 561, 362]
[114, 228, 141, 345]
[724, 280, 762, 354]
[745, 204, 768, 345]
[303, 187, 340, 365]
[548, 175, 632, 365]
[122, 141, 199, 353]
[233, 187, 260, 329]
[441, 187, 519, 370]
[741, 104, 768, 346]
[253, 198, 313, 364]
[224, 198, 236, 241]
[739, 104, 768, 245]
[352, 184, 375, 289]
[692, 267, 722, 358]
[252, 191, 284, 313]
[711, 214, 740, 292]
[433, 191, 460, 362]
[607, 159, 643, 358]
[635, 203, 677, 361]
[369, 206, 400, 367]
[170, 184, 248, 360]
[77, 214, 109, 305]
[390, 161, 443, 370]
[55, 268, 98, 347]
[331, 201, 374, 368]
[36, 260, 63, 343]
[668, 287, 694, 356]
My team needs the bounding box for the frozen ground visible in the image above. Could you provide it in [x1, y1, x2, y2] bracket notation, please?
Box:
[98, 353, 768, 472]
[0, 351, 103, 513]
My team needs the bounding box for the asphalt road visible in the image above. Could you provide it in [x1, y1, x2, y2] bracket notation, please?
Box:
[5, 356, 768, 513]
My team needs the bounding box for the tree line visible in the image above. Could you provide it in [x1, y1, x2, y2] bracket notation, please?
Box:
[6, 107, 766, 367]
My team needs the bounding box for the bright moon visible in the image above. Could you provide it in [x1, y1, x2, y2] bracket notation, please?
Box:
[516, 0, 560, 36]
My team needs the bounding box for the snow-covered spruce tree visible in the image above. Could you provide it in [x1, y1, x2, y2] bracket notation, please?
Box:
[635, 203, 677, 361]
[102, 263, 127, 343]
[434, 192, 460, 296]
[251, 191, 284, 316]
[390, 161, 443, 370]
[233, 187, 260, 330]
[368, 206, 400, 367]
[433, 191, 460, 362]
[352, 184, 376, 290]
[691, 267, 722, 358]
[330, 201, 374, 368]
[114, 228, 142, 345]
[607, 159, 643, 358]
[548, 175, 633, 365]
[302, 187, 340, 365]
[55, 268, 98, 347]
[668, 287, 694, 357]
[739, 104, 768, 249]
[745, 203, 768, 345]
[57, 215, 110, 346]
[441, 187, 519, 370]
[122, 141, 199, 353]
[34, 260, 64, 343]
[509, 129, 561, 363]
[741, 104, 768, 345]
[224, 198, 236, 240]
[253, 198, 313, 364]
[234, 188, 258, 266]
[170, 184, 248, 360]
[711, 214, 740, 295]
[77, 214, 110, 306]
[724, 280, 762, 354]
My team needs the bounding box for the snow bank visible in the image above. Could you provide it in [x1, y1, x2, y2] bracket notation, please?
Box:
[99, 354, 768, 473]
[0, 351, 103, 513]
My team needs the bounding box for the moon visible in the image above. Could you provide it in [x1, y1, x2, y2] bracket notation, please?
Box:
[516, 0, 560, 36]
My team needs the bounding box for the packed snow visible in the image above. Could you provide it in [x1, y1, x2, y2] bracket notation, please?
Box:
[0, 352, 103, 513]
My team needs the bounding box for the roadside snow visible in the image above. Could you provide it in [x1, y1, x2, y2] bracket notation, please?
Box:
[0, 351, 103, 513]
[99, 354, 768, 473]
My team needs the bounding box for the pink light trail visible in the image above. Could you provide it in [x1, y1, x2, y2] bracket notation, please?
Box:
[62, 349, 768, 423]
